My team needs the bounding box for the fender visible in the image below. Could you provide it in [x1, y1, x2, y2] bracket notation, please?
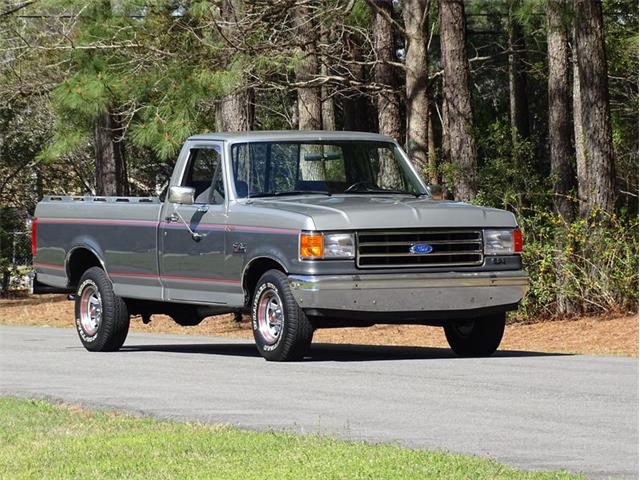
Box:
[240, 254, 289, 304]
[65, 238, 110, 285]
[242, 254, 288, 278]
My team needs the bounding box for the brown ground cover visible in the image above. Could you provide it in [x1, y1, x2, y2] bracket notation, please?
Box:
[0, 294, 637, 357]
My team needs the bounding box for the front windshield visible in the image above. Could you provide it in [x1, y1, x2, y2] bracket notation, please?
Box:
[230, 141, 427, 198]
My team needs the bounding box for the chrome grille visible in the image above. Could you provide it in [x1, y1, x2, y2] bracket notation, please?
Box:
[356, 229, 483, 268]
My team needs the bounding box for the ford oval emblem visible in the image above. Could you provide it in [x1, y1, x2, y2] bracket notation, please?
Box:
[410, 244, 433, 254]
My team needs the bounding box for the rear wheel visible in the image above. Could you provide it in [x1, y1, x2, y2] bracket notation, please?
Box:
[444, 313, 506, 357]
[251, 269, 313, 361]
[75, 267, 129, 352]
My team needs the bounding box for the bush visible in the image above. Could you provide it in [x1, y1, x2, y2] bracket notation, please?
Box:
[517, 209, 638, 319]
[472, 121, 638, 320]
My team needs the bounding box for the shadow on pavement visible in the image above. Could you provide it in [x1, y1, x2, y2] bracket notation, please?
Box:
[120, 342, 570, 362]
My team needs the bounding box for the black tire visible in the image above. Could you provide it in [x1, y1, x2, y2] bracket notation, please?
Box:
[444, 313, 506, 357]
[251, 269, 314, 361]
[75, 267, 130, 352]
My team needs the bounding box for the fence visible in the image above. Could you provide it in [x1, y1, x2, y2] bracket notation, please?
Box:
[1, 230, 33, 295]
[6, 231, 32, 266]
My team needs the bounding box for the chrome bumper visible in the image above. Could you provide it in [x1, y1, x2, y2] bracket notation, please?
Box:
[287, 270, 529, 312]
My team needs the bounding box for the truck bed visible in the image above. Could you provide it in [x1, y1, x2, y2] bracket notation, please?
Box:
[34, 195, 164, 299]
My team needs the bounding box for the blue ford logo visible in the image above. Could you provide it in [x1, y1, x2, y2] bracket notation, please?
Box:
[410, 244, 433, 254]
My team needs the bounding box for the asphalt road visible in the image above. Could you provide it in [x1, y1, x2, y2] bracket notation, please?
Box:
[0, 325, 637, 479]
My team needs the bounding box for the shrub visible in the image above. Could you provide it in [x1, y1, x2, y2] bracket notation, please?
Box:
[517, 209, 638, 319]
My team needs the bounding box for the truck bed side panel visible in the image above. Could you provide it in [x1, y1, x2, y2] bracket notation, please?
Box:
[34, 199, 163, 300]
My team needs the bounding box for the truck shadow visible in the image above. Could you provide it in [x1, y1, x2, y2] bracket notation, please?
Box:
[120, 342, 570, 362]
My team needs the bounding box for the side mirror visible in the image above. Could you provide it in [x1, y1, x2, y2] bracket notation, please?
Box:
[168, 186, 195, 205]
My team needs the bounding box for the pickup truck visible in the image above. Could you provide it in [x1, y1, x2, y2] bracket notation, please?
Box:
[33, 131, 528, 361]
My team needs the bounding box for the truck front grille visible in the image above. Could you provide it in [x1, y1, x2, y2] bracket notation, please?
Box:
[356, 229, 484, 268]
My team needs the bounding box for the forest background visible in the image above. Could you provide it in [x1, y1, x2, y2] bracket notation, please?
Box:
[0, 0, 637, 319]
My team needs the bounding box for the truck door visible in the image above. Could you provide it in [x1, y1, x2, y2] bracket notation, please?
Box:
[159, 142, 235, 304]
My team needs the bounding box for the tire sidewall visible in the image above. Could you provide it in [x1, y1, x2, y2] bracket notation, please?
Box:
[252, 279, 286, 354]
[444, 314, 505, 357]
[75, 278, 102, 344]
[74, 267, 129, 352]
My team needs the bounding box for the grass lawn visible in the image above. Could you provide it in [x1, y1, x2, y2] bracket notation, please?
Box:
[0, 397, 580, 479]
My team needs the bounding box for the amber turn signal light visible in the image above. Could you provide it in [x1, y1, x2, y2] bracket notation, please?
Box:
[300, 233, 324, 259]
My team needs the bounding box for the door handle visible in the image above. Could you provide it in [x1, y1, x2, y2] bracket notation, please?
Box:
[165, 211, 206, 242]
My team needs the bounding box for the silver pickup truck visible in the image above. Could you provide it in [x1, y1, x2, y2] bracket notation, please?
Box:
[33, 131, 528, 361]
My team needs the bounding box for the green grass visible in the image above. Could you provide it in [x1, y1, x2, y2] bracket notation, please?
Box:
[0, 397, 580, 480]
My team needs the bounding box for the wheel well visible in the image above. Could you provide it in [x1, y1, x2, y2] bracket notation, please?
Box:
[242, 258, 286, 306]
[67, 248, 103, 288]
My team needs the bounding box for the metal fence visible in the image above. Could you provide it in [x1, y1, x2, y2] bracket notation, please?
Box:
[1, 230, 33, 294]
[6, 231, 32, 266]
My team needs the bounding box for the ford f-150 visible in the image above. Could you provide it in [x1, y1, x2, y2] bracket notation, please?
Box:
[33, 131, 528, 361]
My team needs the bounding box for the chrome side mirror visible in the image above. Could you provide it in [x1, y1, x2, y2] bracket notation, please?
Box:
[168, 186, 195, 205]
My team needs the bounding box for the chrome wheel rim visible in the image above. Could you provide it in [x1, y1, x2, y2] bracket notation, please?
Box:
[257, 288, 283, 345]
[80, 284, 102, 336]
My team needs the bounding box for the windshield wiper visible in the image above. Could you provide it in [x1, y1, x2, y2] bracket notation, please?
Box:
[342, 188, 422, 197]
[248, 190, 332, 198]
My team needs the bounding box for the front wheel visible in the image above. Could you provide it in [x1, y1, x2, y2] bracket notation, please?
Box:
[251, 270, 313, 361]
[75, 267, 130, 352]
[444, 313, 506, 357]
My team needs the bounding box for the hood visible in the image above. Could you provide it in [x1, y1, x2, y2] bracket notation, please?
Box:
[249, 195, 517, 231]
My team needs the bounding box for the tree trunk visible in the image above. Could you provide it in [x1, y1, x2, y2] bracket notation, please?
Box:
[218, 89, 254, 132]
[293, 4, 324, 180]
[439, 0, 477, 201]
[342, 35, 369, 132]
[295, 4, 322, 130]
[572, 32, 588, 216]
[548, 0, 578, 315]
[508, 3, 530, 145]
[93, 0, 128, 197]
[403, 0, 430, 175]
[94, 108, 127, 196]
[321, 26, 336, 130]
[547, 0, 575, 221]
[574, 0, 616, 215]
[217, 0, 254, 132]
[321, 84, 336, 131]
[35, 165, 43, 203]
[1, 269, 9, 298]
[373, 0, 401, 141]
[427, 105, 438, 184]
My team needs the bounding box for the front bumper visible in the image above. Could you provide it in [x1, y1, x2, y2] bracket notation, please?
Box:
[288, 270, 529, 313]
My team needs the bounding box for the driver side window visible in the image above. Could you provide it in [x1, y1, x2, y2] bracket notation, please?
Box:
[182, 147, 225, 205]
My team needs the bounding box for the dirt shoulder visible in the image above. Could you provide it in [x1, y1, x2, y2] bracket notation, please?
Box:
[0, 295, 637, 357]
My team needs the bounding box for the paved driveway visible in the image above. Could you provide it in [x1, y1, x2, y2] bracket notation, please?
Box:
[1, 325, 637, 479]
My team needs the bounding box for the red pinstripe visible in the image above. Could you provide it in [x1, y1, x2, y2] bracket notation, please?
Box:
[32, 261, 65, 270]
[34, 262, 240, 284]
[38, 218, 298, 234]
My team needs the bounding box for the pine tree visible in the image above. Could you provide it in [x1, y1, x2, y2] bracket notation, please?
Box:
[574, 0, 617, 215]
[403, 0, 430, 175]
[439, 0, 477, 201]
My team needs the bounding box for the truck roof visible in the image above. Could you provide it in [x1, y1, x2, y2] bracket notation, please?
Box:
[187, 130, 396, 143]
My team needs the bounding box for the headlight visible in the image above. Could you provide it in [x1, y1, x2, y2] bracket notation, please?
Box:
[323, 233, 355, 258]
[483, 229, 523, 255]
[300, 232, 355, 259]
